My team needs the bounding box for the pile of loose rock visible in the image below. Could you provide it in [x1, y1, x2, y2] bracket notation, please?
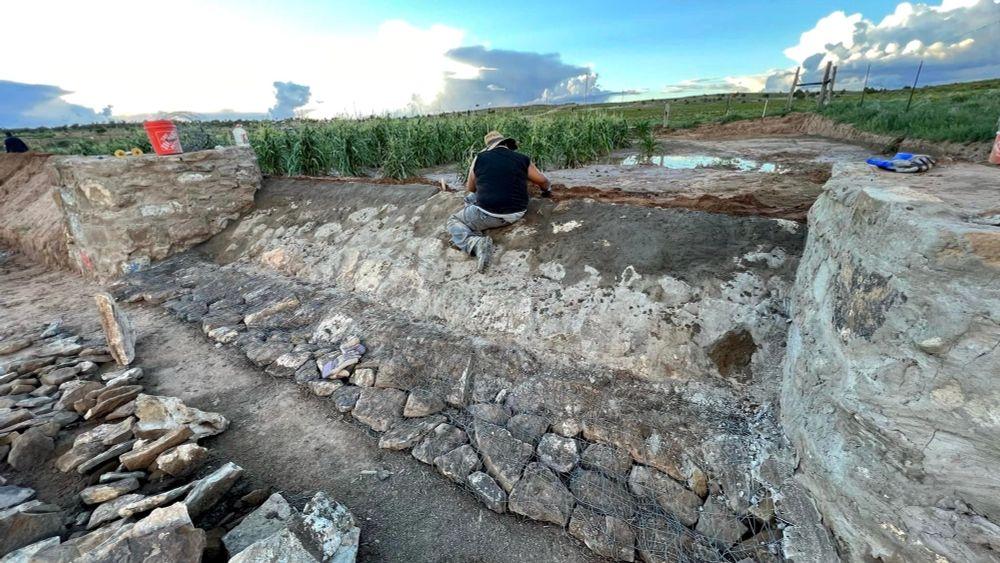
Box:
[112, 258, 784, 562]
[0, 300, 359, 562]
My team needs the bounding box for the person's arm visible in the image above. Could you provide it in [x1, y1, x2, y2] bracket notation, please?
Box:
[466, 157, 477, 192]
[527, 162, 551, 196]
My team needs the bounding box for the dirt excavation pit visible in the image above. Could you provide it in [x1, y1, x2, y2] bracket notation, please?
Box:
[3, 125, 996, 563]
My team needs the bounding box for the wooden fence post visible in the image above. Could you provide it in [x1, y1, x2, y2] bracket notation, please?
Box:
[859, 63, 871, 107]
[762, 98, 769, 119]
[817, 61, 832, 110]
[663, 104, 670, 128]
[785, 67, 800, 112]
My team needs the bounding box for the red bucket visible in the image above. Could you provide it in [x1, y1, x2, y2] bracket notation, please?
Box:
[143, 120, 183, 155]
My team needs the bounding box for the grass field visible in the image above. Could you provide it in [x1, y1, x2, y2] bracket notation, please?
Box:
[8, 78, 998, 178]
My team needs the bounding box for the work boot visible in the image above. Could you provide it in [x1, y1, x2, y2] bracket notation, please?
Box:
[476, 237, 494, 273]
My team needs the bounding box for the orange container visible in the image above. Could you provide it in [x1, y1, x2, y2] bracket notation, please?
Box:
[143, 120, 183, 155]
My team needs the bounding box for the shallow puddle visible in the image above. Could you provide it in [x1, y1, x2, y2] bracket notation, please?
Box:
[621, 154, 781, 172]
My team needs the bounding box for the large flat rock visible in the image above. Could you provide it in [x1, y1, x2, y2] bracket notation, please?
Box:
[782, 162, 1000, 563]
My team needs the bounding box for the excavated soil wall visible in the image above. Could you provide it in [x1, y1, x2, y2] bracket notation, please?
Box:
[0, 153, 68, 269]
[782, 162, 1000, 562]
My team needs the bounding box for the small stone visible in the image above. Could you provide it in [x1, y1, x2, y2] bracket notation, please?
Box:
[85, 385, 143, 420]
[41, 366, 81, 386]
[77, 361, 98, 374]
[103, 367, 144, 388]
[152, 443, 209, 477]
[266, 351, 311, 378]
[99, 471, 146, 484]
[917, 337, 949, 355]
[133, 394, 228, 439]
[352, 387, 407, 432]
[433, 444, 482, 484]
[10, 384, 34, 395]
[412, 423, 468, 465]
[473, 419, 533, 492]
[696, 496, 749, 548]
[403, 388, 444, 417]
[582, 443, 633, 477]
[307, 379, 343, 397]
[628, 465, 703, 527]
[31, 337, 81, 358]
[36, 421, 61, 438]
[467, 403, 510, 425]
[0, 501, 63, 556]
[0, 485, 35, 510]
[570, 469, 636, 519]
[54, 417, 135, 472]
[80, 478, 139, 504]
[15, 396, 53, 409]
[688, 465, 709, 499]
[538, 433, 579, 473]
[222, 493, 293, 556]
[0, 535, 60, 562]
[95, 292, 136, 366]
[184, 462, 244, 518]
[509, 462, 575, 527]
[467, 471, 507, 514]
[238, 488, 271, 508]
[118, 482, 194, 518]
[208, 326, 240, 344]
[8, 428, 54, 471]
[0, 338, 31, 356]
[105, 400, 137, 421]
[552, 418, 582, 437]
[294, 362, 321, 384]
[77, 440, 136, 474]
[348, 368, 375, 386]
[29, 385, 58, 397]
[87, 493, 144, 529]
[569, 505, 636, 562]
[749, 494, 775, 523]
[243, 295, 300, 326]
[445, 362, 472, 408]
[120, 426, 193, 471]
[379, 415, 447, 450]
[244, 339, 292, 368]
[55, 380, 102, 411]
[507, 413, 549, 446]
[332, 385, 361, 413]
[0, 409, 33, 430]
[39, 321, 62, 339]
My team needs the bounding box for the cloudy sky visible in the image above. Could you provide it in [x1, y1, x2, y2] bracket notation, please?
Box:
[2, 0, 998, 127]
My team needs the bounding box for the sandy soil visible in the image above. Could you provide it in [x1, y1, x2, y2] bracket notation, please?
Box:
[0, 253, 596, 563]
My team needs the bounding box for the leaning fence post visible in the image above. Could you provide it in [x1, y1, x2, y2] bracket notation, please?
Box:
[905, 59, 924, 112]
[817, 61, 832, 110]
[762, 98, 769, 119]
[663, 104, 670, 128]
[785, 67, 800, 112]
[725, 95, 732, 117]
[859, 63, 871, 107]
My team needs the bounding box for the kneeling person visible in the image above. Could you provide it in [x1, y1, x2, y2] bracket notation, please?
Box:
[447, 131, 551, 272]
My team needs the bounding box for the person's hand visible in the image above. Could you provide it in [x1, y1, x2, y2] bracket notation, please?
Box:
[540, 189, 552, 198]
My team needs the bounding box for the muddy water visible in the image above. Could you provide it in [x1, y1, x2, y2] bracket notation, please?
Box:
[619, 154, 782, 173]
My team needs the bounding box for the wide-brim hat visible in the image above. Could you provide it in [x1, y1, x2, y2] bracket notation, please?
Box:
[484, 131, 517, 151]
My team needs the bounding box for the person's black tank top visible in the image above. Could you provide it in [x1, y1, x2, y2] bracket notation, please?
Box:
[473, 149, 531, 214]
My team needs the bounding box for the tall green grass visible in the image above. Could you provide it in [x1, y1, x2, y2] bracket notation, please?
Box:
[247, 113, 633, 179]
[819, 83, 1000, 143]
